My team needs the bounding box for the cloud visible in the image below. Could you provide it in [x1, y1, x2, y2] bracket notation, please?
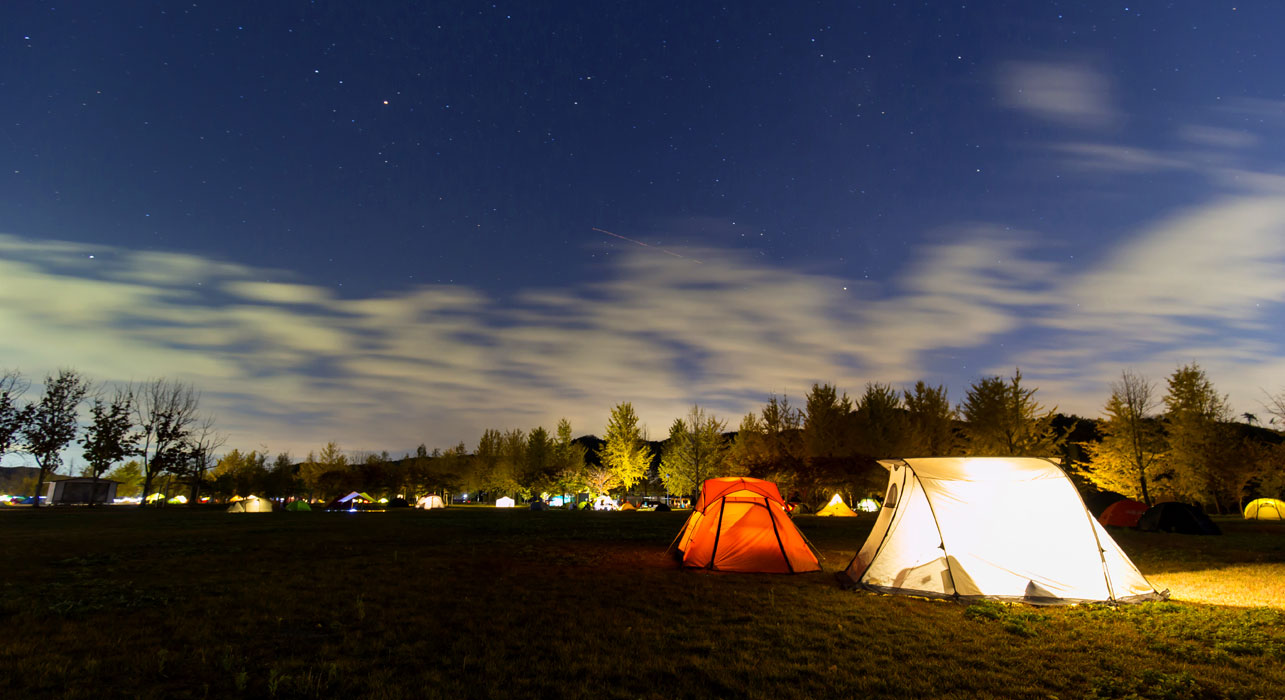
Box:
[1000, 60, 1116, 129]
[4, 184, 1285, 462]
[1051, 143, 1189, 173]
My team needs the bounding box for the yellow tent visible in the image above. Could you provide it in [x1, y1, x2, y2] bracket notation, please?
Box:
[816, 493, 859, 517]
[1244, 498, 1284, 520]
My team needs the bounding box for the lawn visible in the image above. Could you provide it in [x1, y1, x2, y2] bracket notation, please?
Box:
[0, 506, 1282, 699]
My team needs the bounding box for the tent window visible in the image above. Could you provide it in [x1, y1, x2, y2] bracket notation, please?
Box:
[884, 483, 898, 509]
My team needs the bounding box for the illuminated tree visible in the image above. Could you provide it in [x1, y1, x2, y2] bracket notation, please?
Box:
[1083, 371, 1167, 505]
[550, 419, 588, 498]
[903, 381, 957, 455]
[601, 402, 651, 494]
[959, 369, 1060, 456]
[21, 369, 90, 508]
[1163, 363, 1234, 511]
[523, 426, 556, 497]
[106, 460, 144, 498]
[79, 387, 137, 507]
[659, 405, 728, 498]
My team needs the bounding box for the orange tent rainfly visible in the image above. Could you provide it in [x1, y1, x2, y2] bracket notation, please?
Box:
[1099, 498, 1148, 528]
[671, 477, 820, 573]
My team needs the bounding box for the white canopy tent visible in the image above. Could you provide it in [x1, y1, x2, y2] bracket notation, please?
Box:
[843, 457, 1164, 604]
[495, 496, 515, 508]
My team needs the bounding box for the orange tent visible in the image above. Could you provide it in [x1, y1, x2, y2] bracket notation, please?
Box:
[672, 477, 820, 573]
[1099, 499, 1148, 528]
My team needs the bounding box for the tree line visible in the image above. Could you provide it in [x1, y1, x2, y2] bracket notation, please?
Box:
[3, 364, 1283, 512]
[1, 369, 216, 507]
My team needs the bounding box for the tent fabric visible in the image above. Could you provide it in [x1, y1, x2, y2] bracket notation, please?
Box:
[1099, 499, 1148, 528]
[1244, 498, 1284, 520]
[496, 496, 515, 508]
[285, 500, 311, 511]
[816, 494, 859, 517]
[843, 457, 1164, 604]
[1138, 502, 1222, 535]
[227, 496, 273, 513]
[416, 494, 446, 510]
[856, 498, 881, 513]
[619, 501, 638, 511]
[673, 477, 820, 573]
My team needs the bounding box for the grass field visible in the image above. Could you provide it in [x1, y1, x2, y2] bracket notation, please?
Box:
[1, 507, 1283, 699]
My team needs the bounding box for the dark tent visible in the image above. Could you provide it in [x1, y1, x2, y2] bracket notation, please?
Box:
[388, 497, 410, 508]
[654, 503, 672, 512]
[530, 500, 549, 511]
[1137, 502, 1221, 535]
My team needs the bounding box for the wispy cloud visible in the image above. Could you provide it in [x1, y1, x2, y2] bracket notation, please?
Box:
[4, 198, 1285, 456]
[999, 60, 1117, 129]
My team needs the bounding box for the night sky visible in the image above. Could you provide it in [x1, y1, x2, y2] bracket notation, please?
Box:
[4, 2, 1285, 459]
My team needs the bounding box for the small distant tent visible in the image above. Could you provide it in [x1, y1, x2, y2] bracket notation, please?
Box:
[856, 498, 881, 513]
[145, 493, 166, 503]
[1244, 498, 1285, 520]
[496, 496, 515, 508]
[417, 494, 446, 510]
[1137, 502, 1221, 535]
[843, 457, 1164, 604]
[654, 502, 672, 512]
[672, 477, 820, 573]
[1099, 499, 1148, 528]
[285, 500, 311, 512]
[167, 495, 188, 505]
[327, 492, 375, 510]
[592, 496, 618, 511]
[619, 501, 638, 511]
[816, 493, 859, 517]
[227, 495, 273, 513]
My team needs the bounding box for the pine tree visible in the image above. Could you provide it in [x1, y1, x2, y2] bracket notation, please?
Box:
[1163, 363, 1233, 511]
[659, 405, 728, 498]
[903, 381, 957, 455]
[959, 368, 1060, 456]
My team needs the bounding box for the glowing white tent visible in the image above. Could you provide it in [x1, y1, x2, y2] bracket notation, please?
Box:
[843, 457, 1164, 604]
[416, 494, 446, 510]
[227, 495, 273, 513]
[495, 496, 515, 508]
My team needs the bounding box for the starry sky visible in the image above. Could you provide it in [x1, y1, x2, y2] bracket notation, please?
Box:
[4, 2, 1285, 461]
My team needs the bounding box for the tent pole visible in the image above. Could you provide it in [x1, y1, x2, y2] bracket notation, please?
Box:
[708, 496, 727, 570]
[765, 496, 793, 573]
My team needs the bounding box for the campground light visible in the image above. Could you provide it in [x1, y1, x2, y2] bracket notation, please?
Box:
[378, 498, 389, 504]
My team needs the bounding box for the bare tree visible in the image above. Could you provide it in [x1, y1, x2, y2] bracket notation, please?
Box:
[0, 369, 31, 458]
[133, 379, 200, 506]
[1264, 389, 1285, 431]
[180, 415, 225, 505]
[21, 369, 90, 507]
